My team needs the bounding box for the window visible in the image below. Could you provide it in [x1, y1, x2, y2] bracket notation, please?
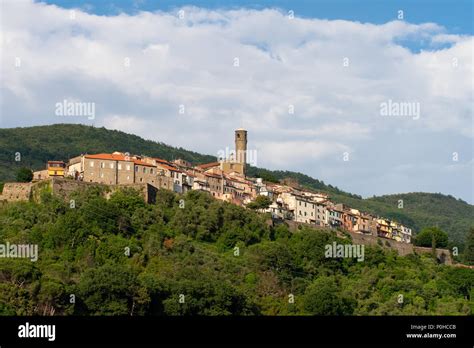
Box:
[150, 168, 154, 174]
[135, 166, 138, 172]
[101, 162, 105, 168]
[100, 173, 104, 178]
[140, 178, 143, 182]
[127, 176, 130, 180]
[299, 201, 301, 206]
[304, 202, 307, 207]
[126, 165, 131, 171]
[90, 161, 94, 167]
[110, 163, 114, 169]
[118, 164, 122, 170]
[304, 212, 307, 216]
[143, 167, 146, 173]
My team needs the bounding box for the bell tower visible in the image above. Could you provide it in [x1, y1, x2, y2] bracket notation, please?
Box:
[221, 129, 248, 177]
[235, 128, 247, 166]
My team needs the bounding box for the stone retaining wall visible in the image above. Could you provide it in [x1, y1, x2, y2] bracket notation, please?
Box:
[0, 182, 32, 201]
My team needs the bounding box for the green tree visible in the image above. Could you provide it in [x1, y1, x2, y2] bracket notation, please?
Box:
[414, 227, 449, 248]
[247, 195, 272, 210]
[16, 167, 33, 182]
[303, 276, 356, 315]
[0, 185, 473, 317]
[76, 262, 148, 315]
[255, 171, 279, 183]
[463, 227, 474, 265]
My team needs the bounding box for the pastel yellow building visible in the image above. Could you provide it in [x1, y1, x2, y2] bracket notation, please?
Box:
[390, 221, 402, 242]
[47, 161, 66, 177]
[376, 218, 392, 239]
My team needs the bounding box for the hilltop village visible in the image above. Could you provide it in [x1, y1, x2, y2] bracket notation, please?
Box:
[7, 129, 412, 244]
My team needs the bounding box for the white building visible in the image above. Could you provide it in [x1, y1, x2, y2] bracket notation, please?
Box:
[400, 225, 412, 243]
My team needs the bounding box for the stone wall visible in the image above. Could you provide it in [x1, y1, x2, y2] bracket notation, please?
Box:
[50, 178, 105, 201]
[286, 219, 452, 264]
[350, 231, 414, 256]
[49, 178, 158, 204]
[109, 183, 158, 204]
[0, 178, 158, 205]
[413, 246, 453, 265]
[0, 182, 33, 201]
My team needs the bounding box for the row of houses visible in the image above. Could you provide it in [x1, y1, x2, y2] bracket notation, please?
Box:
[33, 152, 257, 205]
[33, 152, 412, 244]
[255, 182, 411, 243]
[32, 129, 411, 244]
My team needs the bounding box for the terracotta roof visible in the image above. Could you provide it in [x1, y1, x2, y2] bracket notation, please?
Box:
[204, 172, 222, 179]
[153, 157, 171, 164]
[196, 162, 220, 170]
[85, 153, 155, 167]
[156, 162, 179, 171]
[85, 153, 130, 161]
[133, 160, 155, 167]
[225, 176, 250, 185]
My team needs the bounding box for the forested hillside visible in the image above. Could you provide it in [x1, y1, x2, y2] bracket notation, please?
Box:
[0, 124, 216, 182]
[0, 124, 472, 247]
[0, 187, 472, 316]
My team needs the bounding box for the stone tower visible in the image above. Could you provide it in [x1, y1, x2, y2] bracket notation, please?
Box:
[221, 128, 247, 176]
[235, 128, 247, 167]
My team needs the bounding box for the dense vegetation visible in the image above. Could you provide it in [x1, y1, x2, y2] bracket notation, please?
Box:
[0, 124, 472, 248]
[16, 167, 33, 183]
[414, 227, 449, 249]
[464, 228, 474, 265]
[0, 187, 472, 316]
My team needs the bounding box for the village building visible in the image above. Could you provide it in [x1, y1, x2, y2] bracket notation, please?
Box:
[341, 206, 358, 232]
[326, 203, 344, 228]
[376, 218, 392, 239]
[34, 161, 66, 181]
[400, 225, 412, 243]
[352, 210, 378, 236]
[23, 129, 415, 244]
[314, 201, 328, 226]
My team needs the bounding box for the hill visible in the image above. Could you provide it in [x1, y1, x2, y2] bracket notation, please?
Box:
[0, 124, 472, 247]
[0, 124, 216, 182]
[0, 187, 472, 315]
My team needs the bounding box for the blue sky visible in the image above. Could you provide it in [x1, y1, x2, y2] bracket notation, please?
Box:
[43, 0, 473, 34]
[2, 1, 473, 203]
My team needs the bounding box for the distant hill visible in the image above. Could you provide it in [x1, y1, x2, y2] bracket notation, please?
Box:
[0, 124, 216, 181]
[0, 124, 472, 247]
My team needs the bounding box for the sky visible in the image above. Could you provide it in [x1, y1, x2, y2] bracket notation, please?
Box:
[0, 0, 473, 203]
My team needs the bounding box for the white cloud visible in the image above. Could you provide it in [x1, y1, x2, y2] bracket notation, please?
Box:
[0, 0, 472, 202]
